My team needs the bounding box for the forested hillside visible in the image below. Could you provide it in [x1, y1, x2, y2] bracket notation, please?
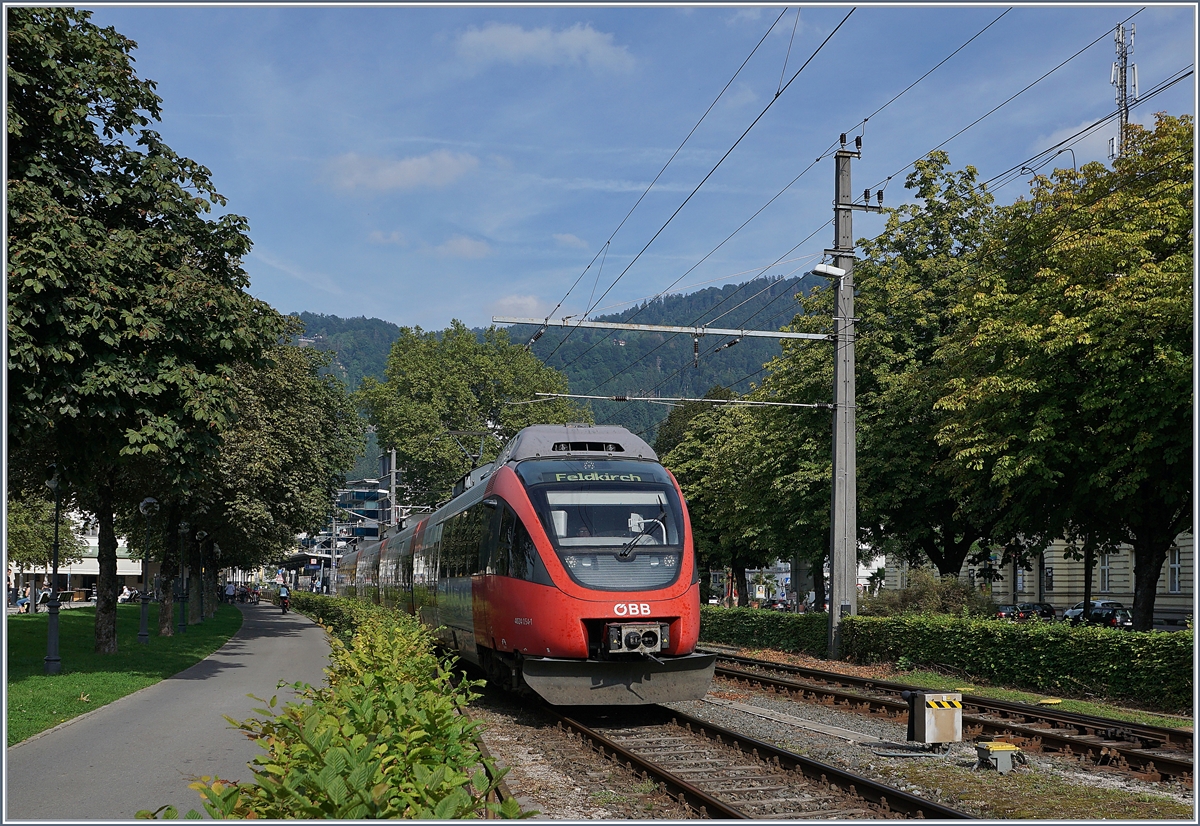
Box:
[292, 274, 818, 451]
[514, 275, 819, 440]
[291, 312, 402, 392]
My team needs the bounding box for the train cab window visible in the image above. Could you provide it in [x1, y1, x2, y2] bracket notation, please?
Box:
[516, 459, 686, 592]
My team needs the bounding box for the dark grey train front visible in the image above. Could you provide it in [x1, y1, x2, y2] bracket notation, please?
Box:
[336, 424, 715, 704]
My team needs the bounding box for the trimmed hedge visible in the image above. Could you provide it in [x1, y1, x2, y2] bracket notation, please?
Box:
[700, 606, 829, 657]
[699, 606, 1193, 714]
[840, 613, 1193, 714]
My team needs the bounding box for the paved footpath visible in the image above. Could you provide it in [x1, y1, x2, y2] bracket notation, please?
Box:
[5, 603, 331, 821]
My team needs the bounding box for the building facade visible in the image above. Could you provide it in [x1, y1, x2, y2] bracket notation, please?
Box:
[883, 533, 1193, 624]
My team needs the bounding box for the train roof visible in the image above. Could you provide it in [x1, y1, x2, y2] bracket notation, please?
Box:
[496, 424, 657, 465]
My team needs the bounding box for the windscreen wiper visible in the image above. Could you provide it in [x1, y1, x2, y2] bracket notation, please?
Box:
[618, 503, 667, 559]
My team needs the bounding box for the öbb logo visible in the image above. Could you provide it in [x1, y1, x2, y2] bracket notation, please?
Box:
[614, 603, 652, 616]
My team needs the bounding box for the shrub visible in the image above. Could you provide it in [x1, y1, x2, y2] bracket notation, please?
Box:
[139, 597, 526, 819]
[858, 569, 996, 617]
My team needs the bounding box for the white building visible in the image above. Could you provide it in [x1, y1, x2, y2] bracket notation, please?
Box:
[883, 533, 1193, 624]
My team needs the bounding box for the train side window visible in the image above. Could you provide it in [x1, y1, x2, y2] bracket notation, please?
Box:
[492, 506, 514, 577]
[465, 503, 488, 576]
[511, 519, 553, 586]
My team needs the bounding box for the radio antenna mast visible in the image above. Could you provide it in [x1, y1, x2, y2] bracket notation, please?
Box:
[1109, 22, 1137, 159]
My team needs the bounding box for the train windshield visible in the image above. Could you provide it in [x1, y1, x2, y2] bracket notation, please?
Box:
[516, 459, 685, 591]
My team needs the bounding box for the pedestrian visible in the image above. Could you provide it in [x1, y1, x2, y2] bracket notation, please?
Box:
[224, 581, 235, 604]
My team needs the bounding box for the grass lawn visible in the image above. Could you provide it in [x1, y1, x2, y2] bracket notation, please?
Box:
[888, 666, 1193, 730]
[6, 604, 242, 746]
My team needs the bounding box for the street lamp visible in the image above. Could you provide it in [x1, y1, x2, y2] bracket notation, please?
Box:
[137, 498, 159, 644]
[177, 520, 190, 634]
[43, 464, 62, 675]
[195, 530, 208, 623]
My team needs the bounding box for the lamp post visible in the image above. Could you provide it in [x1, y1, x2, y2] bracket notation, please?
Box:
[177, 520, 190, 634]
[43, 465, 62, 675]
[137, 498, 159, 644]
[195, 530, 208, 623]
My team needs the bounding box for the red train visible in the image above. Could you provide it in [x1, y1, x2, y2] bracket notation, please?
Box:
[335, 424, 715, 704]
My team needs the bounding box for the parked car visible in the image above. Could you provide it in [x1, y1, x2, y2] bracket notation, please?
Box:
[1063, 600, 1124, 624]
[1092, 608, 1134, 629]
[1018, 602, 1058, 621]
[995, 604, 1030, 621]
[761, 599, 790, 612]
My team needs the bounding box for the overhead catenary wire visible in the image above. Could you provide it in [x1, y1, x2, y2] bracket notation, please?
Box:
[531, 392, 831, 410]
[582, 216, 833, 396]
[576, 10, 856, 326]
[606, 143, 1192, 434]
[865, 6, 1147, 193]
[539, 7, 791, 357]
[733, 65, 1194, 348]
[555, 11, 1177, 435]
[556, 8, 1020, 386]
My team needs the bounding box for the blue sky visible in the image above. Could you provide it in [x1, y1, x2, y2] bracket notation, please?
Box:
[82, 3, 1196, 332]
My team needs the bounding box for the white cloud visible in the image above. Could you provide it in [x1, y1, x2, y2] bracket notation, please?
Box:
[457, 22, 635, 72]
[720, 82, 758, 109]
[432, 235, 492, 258]
[553, 232, 589, 249]
[327, 150, 479, 190]
[368, 230, 406, 245]
[250, 249, 344, 295]
[728, 8, 764, 25]
[490, 294, 553, 319]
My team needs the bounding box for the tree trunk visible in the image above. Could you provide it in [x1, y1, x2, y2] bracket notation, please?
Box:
[733, 563, 749, 608]
[207, 568, 220, 618]
[1131, 537, 1169, 632]
[811, 557, 827, 612]
[94, 481, 119, 654]
[186, 534, 202, 625]
[1128, 515, 1176, 632]
[1082, 540, 1093, 624]
[157, 506, 179, 636]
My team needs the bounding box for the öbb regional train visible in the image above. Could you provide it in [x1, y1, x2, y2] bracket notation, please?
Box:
[335, 424, 716, 705]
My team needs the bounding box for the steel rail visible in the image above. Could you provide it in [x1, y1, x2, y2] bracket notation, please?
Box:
[666, 707, 974, 819]
[712, 658, 1193, 784]
[546, 705, 974, 819]
[712, 651, 1192, 750]
[544, 707, 746, 818]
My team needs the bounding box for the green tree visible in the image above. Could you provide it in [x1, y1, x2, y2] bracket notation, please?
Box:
[849, 153, 1003, 576]
[662, 402, 800, 607]
[5, 495, 87, 592]
[652, 385, 734, 457]
[357, 322, 588, 506]
[6, 8, 287, 651]
[198, 344, 365, 573]
[936, 114, 1193, 630]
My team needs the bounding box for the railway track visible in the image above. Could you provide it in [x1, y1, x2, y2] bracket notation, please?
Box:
[546, 704, 974, 819]
[708, 651, 1194, 785]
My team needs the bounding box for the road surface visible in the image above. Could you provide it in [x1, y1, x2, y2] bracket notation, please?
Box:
[5, 603, 330, 820]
